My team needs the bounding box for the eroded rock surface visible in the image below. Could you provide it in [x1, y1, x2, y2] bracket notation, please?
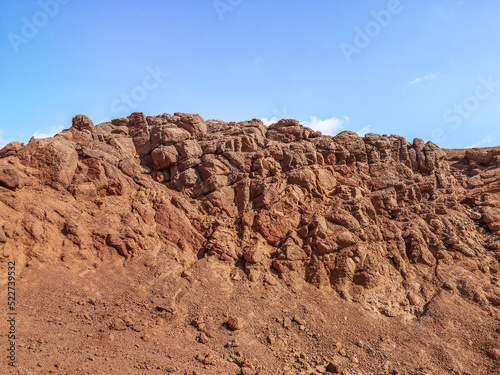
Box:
[1, 113, 499, 374]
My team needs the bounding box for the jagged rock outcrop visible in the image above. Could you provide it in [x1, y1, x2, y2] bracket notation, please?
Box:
[1, 112, 499, 321]
[2, 112, 500, 374]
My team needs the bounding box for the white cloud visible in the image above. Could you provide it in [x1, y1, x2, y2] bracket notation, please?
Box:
[356, 125, 372, 137]
[261, 116, 280, 126]
[409, 74, 438, 86]
[465, 134, 494, 149]
[301, 116, 344, 135]
[33, 125, 65, 139]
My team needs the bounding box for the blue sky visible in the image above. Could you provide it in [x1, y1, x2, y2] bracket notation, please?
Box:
[1, 0, 499, 149]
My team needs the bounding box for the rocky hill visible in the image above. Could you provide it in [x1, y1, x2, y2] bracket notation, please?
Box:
[0, 113, 499, 374]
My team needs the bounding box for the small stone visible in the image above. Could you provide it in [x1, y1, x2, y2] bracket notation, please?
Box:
[225, 339, 240, 347]
[241, 367, 255, 375]
[487, 348, 500, 360]
[293, 315, 306, 325]
[267, 335, 275, 344]
[131, 324, 144, 332]
[190, 317, 203, 328]
[326, 362, 340, 373]
[109, 318, 127, 331]
[155, 305, 175, 314]
[339, 348, 347, 357]
[198, 332, 209, 344]
[155, 171, 165, 182]
[228, 316, 244, 331]
[316, 365, 326, 373]
[283, 317, 292, 329]
[201, 353, 217, 365]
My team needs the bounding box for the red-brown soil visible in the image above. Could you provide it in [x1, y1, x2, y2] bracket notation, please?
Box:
[1, 113, 499, 374]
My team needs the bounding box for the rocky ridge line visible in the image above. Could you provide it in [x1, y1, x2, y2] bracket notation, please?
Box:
[0, 112, 499, 319]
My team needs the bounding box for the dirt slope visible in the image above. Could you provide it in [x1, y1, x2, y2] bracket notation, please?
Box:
[0, 113, 499, 374]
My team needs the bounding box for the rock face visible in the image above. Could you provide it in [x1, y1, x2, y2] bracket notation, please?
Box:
[0, 112, 500, 374]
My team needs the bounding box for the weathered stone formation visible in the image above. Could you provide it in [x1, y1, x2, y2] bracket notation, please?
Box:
[1, 112, 499, 318]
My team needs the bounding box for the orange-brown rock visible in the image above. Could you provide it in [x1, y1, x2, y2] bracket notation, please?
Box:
[0, 112, 499, 374]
